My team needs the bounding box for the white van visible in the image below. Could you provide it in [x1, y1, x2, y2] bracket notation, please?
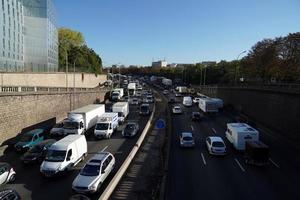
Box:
[40, 135, 87, 177]
[225, 123, 259, 150]
[94, 113, 119, 139]
[182, 96, 192, 107]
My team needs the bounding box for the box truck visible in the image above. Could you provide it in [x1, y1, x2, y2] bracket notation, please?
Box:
[112, 102, 129, 124]
[225, 123, 259, 150]
[177, 86, 188, 94]
[40, 135, 87, 177]
[94, 112, 119, 139]
[128, 83, 136, 96]
[63, 104, 105, 135]
[111, 88, 124, 101]
[198, 98, 218, 113]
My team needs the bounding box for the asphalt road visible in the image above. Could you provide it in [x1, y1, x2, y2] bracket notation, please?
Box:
[0, 101, 152, 200]
[166, 95, 300, 200]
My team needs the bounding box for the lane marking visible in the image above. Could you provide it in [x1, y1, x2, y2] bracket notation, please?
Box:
[234, 158, 246, 172]
[115, 151, 123, 154]
[201, 153, 207, 165]
[269, 158, 280, 168]
[191, 125, 194, 131]
[212, 128, 217, 134]
[101, 146, 109, 152]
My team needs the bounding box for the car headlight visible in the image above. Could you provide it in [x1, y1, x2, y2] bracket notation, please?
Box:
[88, 184, 97, 190]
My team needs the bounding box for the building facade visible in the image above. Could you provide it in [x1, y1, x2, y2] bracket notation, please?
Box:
[0, 0, 58, 72]
[152, 60, 167, 68]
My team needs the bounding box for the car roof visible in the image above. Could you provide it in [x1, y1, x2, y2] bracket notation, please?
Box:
[25, 129, 44, 135]
[87, 152, 111, 166]
[181, 132, 193, 137]
[174, 105, 181, 108]
[208, 136, 224, 142]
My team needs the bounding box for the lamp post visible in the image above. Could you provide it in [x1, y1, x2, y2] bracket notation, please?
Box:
[235, 50, 247, 85]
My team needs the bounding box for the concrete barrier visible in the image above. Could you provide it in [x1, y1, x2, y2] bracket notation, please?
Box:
[99, 103, 156, 200]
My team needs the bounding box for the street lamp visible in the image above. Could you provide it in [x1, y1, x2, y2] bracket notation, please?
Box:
[235, 50, 247, 85]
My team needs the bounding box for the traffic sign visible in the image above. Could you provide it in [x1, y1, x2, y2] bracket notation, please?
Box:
[155, 119, 165, 129]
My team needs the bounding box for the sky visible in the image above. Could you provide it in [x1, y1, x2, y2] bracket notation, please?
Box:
[53, 0, 300, 66]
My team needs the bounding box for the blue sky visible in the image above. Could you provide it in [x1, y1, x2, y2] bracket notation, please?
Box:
[53, 0, 300, 66]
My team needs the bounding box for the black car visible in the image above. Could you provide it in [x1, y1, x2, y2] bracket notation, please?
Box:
[0, 189, 20, 200]
[168, 97, 176, 104]
[21, 139, 56, 164]
[122, 122, 139, 137]
[139, 104, 151, 115]
[192, 112, 202, 121]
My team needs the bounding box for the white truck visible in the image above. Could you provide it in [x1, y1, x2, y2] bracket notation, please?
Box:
[177, 86, 188, 94]
[40, 135, 87, 177]
[225, 123, 259, 150]
[94, 112, 119, 139]
[198, 98, 218, 113]
[63, 104, 105, 135]
[162, 78, 172, 87]
[111, 88, 124, 101]
[112, 102, 129, 124]
[127, 83, 136, 96]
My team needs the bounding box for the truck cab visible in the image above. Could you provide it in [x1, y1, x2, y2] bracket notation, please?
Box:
[94, 113, 119, 139]
[63, 114, 84, 135]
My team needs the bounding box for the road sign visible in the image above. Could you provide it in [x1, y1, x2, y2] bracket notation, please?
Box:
[155, 119, 165, 129]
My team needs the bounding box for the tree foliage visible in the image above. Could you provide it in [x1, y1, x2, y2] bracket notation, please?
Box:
[58, 28, 102, 74]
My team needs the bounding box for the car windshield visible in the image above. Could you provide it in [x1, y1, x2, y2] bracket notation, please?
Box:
[63, 122, 79, 129]
[80, 164, 100, 176]
[29, 145, 43, 153]
[95, 123, 109, 130]
[45, 150, 66, 162]
[118, 112, 124, 117]
[183, 136, 193, 141]
[212, 141, 225, 147]
[19, 134, 33, 142]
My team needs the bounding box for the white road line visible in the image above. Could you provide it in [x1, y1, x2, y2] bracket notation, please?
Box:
[212, 128, 217, 134]
[269, 158, 280, 168]
[191, 125, 194, 131]
[234, 158, 246, 172]
[201, 153, 207, 165]
[101, 146, 109, 152]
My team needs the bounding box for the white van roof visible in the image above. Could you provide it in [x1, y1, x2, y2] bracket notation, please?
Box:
[227, 123, 258, 133]
[71, 104, 105, 113]
[50, 135, 84, 150]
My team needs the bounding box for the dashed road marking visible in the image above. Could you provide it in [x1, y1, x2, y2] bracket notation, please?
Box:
[269, 158, 280, 168]
[234, 158, 246, 172]
[101, 145, 108, 152]
[191, 125, 194, 131]
[211, 128, 217, 134]
[201, 153, 207, 165]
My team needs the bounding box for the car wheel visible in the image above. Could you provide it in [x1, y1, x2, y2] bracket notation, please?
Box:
[96, 182, 102, 192]
[9, 174, 16, 182]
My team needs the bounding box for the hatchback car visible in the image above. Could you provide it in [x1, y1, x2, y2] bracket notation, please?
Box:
[122, 122, 139, 137]
[14, 129, 45, 152]
[192, 112, 202, 121]
[21, 139, 56, 164]
[130, 98, 139, 105]
[172, 106, 182, 114]
[179, 132, 195, 147]
[206, 136, 227, 155]
[0, 189, 20, 200]
[0, 163, 16, 186]
[72, 152, 115, 194]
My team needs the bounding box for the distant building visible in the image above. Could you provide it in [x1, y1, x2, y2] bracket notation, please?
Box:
[0, 0, 58, 72]
[201, 61, 216, 67]
[152, 60, 167, 68]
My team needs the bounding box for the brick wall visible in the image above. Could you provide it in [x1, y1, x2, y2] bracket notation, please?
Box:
[0, 91, 105, 145]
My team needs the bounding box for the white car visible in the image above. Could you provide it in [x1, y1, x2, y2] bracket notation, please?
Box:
[130, 98, 139, 105]
[72, 152, 115, 194]
[163, 90, 169, 95]
[206, 136, 227, 155]
[172, 106, 182, 114]
[193, 97, 201, 105]
[179, 132, 195, 147]
[0, 163, 16, 186]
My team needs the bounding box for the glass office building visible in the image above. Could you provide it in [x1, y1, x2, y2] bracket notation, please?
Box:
[0, 0, 58, 72]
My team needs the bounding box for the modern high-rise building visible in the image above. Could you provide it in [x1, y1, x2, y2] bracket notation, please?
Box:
[0, 0, 58, 72]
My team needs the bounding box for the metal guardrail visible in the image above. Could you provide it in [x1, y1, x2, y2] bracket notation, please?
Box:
[99, 103, 156, 200]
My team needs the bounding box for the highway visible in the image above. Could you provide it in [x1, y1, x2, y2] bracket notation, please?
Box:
[166, 95, 300, 200]
[0, 101, 152, 200]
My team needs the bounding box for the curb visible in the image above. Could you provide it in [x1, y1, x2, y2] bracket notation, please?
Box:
[98, 103, 156, 200]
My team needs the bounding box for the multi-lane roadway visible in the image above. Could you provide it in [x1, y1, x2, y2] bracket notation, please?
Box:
[0, 101, 152, 200]
[166, 95, 300, 200]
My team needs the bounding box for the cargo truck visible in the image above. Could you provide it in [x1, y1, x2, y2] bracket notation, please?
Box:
[127, 83, 136, 96]
[63, 104, 105, 135]
[198, 98, 218, 113]
[112, 102, 129, 124]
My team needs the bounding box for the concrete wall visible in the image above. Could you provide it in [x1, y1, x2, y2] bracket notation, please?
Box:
[0, 91, 105, 145]
[200, 87, 300, 141]
[0, 73, 107, 88]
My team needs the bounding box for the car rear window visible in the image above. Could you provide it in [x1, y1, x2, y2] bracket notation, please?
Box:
[212, 141, 225, 147]
[183, 136, 193, 141]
